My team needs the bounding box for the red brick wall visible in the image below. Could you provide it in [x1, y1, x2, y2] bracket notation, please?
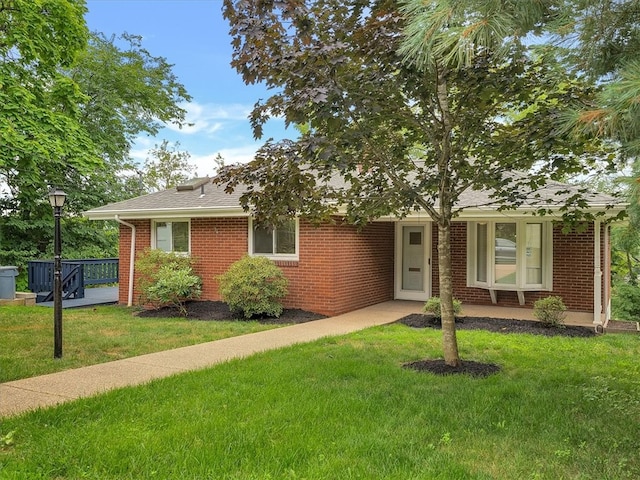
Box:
[273, 220, 394, 315]
[119, 217, 394, 316]
[431, 221, 604, 312]
[331, 221, 395, 314]
[190, 218, 249, 300]
[551, 223, 594, 311]
[118, 216, 604, 315]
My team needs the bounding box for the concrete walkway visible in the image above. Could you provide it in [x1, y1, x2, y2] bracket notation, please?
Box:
[0, 301, 602, 418]
[0, 301, 423, 418]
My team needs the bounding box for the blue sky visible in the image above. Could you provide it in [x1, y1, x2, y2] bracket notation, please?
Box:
[85, 0, 287, 176]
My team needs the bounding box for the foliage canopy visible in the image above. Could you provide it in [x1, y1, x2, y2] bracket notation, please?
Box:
[1, 6, 191, 282]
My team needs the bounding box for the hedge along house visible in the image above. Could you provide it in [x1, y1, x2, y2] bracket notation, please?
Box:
[84, 176, 625, 325]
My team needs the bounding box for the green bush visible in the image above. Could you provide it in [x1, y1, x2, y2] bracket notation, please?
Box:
[423, 296, 462, 319]
[612, 283, 640, 321]
[218, 255, 289, 319]
[533, 295, 567, 327]
[135, 249, 201, 316]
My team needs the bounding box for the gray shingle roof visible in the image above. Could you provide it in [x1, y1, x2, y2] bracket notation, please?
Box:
[84, 178, 247, 219]
[84, 174, 625, 220]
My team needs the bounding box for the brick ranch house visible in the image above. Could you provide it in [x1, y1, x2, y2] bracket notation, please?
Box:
[84, 176, 624, 325]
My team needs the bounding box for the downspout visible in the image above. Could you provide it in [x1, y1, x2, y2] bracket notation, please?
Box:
[605, 225, 612, 322]
[115, 215, 136, 307]
[593, 220, 602, 326]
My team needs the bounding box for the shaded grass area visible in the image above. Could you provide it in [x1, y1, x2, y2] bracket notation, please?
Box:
[1, 325, 638, 479]
[0, 305, 282, 382]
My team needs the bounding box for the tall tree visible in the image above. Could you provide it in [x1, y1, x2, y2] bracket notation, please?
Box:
[0, 0, 98, 205]
[552, 0, 640, 154]
[0, 0, 97, 272]
[220, 0, 614, 366]
[64, 32, 192, 208]
[1, 6, 191, 280]
[142, 140, 196, 192]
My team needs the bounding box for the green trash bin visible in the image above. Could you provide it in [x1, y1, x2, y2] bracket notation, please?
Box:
[0, 266, 18, 299]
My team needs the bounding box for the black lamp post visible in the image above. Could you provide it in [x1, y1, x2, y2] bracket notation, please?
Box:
[49, 187, 66, 359]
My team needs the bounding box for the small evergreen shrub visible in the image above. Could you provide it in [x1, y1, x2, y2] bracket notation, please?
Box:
[217, 255, 289, 319]
[533, 296, 567, 327]
[423, 296, 462, 319]
[135, 249, 201, 316]
[611, 283, 640, 321]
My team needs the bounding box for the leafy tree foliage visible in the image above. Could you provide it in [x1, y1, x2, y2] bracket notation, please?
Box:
[551, 1, 640, 293]
[0, 0, 97, 285]
[553, 0, 640, 155]
[142, 140, 196, 192]
[1, 7, 191, 285]
[0, 0, 97, 213]
[69, 31, 192, 197]
[220, 0, 616, 365]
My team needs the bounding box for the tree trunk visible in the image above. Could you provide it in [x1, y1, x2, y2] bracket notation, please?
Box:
[437, 218, 461, 367]
[434, 64, 461, 367]
[627, 251, 636, 286]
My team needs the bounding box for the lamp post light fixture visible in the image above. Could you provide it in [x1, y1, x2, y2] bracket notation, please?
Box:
[48, 187, 66, 359]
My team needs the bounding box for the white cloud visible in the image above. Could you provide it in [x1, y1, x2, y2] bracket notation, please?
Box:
[217, 145, 259, 165]
[165, 101, 252, 136]
[129, 132, 259, 176]
[190, 145, 258, 177]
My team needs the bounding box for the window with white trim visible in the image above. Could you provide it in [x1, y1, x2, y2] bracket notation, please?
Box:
[468, 221, 552, 290]
[250, 218, 298, 260]
[153, 220, 190, 253]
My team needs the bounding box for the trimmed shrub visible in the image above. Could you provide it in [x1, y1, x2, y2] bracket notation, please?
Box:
[135, 248, 201, 316]
[611, 283, 640, 321]
[423, 296, 462, 319]
[217, 255, 289, 319]
[533, 296, 567, 327]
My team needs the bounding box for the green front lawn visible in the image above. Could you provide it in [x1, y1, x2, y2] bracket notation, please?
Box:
[1, 325, 638, 479]
[0, 305, 281, 382]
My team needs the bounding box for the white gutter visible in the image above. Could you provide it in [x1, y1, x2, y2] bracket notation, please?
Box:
[84, 206, 248, 221]
[594, 220, 602, 325]
[115, 215, 136, 307]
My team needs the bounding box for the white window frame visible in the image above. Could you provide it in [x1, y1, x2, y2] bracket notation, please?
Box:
[467, 220, 553, 291]
[248, 218, 299, 261]
[151, 219, 191, 254]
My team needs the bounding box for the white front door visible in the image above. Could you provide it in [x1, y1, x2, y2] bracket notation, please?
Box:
[395, 223, 431, 301]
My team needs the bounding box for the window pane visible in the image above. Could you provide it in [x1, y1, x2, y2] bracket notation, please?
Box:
[254, 226, 273, 254]
[275, 220, 296, 254]
[495, 223, 516, 284]
[476, 223, 487, 283]
[172, 222, 189, 253]
[155, 222, 171, 252]
[526, 223, 543, 284]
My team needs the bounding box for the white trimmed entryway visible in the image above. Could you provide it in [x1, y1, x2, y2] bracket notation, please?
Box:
[394, 222, 432, 301]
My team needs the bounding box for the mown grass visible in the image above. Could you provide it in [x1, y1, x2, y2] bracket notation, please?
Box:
[0, 305, 281, 382]
[1, 325, 638, 479]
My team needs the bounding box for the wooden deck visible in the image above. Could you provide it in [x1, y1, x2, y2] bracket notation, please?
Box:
[36, 287, 118, 309]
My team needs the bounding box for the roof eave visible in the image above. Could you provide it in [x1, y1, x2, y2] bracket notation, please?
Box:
[456, 204, 627, 220]
[83, 206, 248, 221]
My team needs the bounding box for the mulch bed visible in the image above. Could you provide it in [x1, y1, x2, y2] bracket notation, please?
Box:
[136, 300, 326, 324]
[404, 359, 502, 378]
[396, 313, 597, 338]
[398, 313, 597, 378]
